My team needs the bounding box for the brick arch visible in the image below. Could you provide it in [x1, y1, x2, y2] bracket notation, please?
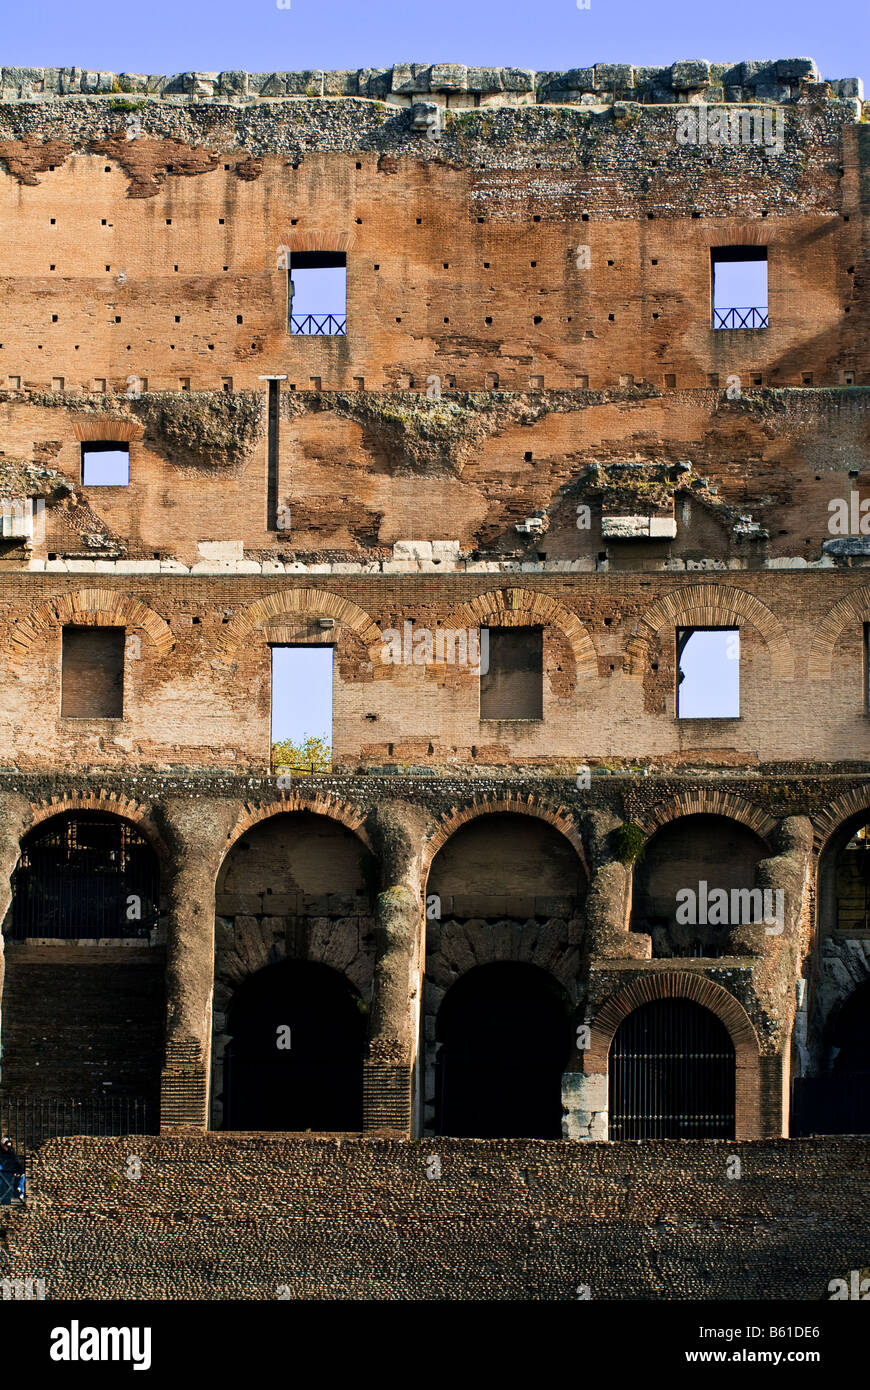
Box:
[25, 791, 168, 863]
[636, 791, 777, 845]
[812, 788, 870, 856]
[808, 587, 870, 681]
[422, 794, 588, 883]
[277, 230, 357, 256]
[72, 418, 144, 442]
[448, 588, 597, 677]
[586, 971, 762, 1139]
[223, 792, 371, 863]
[7, 589, 174, 665]
[218, 588, 381, 659]
[626, 583, 793, 680]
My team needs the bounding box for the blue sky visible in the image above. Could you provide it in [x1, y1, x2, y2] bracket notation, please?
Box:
[271, 646, 333, 746]
[3, 0, 866, 83]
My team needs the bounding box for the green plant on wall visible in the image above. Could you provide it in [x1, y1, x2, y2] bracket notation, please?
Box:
[612, 821, 646, 864]
[272, 734, 331, 773]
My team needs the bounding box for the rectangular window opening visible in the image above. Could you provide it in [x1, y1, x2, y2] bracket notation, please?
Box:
[62, 627, 125, 718]
[480, 627, 543, 721]
[711, 247, 768, 330]
[289, 251, 346, 336]
[271, 645, 333, 770]
[81, 442, 130, 487]
[677, 627, 739, 718]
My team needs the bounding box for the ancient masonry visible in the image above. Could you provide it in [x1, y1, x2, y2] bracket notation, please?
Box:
[0, 57, 868, 1299]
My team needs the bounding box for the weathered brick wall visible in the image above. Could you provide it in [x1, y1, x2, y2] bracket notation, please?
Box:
[1, 570, 870, 769]
[1, 1134, 867, 1299]
[1, 945, 165, 1099]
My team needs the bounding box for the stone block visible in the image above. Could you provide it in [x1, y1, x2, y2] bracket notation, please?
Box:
[392, 539, 433, 559]
[467, 68, 504, 93]
[753, 83, 793, 102]
[670, 60, 711, 90]
[218, 71, 249, 96]
[285, 71, 324, 95]
[832, 78, 864, 99]
[258, 73, 290, 97]
[594, 64, 634, 91]
[429, 64, 468, 92]
[775, 58, 819, 81]
[501, 68, 535, 92]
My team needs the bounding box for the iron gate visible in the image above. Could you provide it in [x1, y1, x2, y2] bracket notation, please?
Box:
[608, 998, 736, 1140]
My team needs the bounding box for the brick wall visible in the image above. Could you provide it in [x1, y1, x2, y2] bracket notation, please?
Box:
[1, 1134, 867, 1299]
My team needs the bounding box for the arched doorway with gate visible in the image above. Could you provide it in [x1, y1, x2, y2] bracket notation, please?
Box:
[222, 960, 366, 1132]
[434, 962, 572, 1139]
[608, 998, 736, 1139]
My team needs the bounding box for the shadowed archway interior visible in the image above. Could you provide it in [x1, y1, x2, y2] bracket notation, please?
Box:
[222, 960, 366, 1132]
[434, 962, 572, 1139]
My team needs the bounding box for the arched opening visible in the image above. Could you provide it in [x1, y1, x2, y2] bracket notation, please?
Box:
[10, 813, 159, 941]
[212, 810, 376, 1129]
[608, 998, 736, 1139]
[222, 960, 365, 1132]
[823, 816, 870, 935]
[423, 812, 586, 1137]
[631, 814, 768, 958]
[434, 963, 572, 1139]
[1, 814, 163, 1143]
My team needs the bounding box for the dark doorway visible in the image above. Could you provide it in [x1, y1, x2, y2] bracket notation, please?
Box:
[435, 963, 571, 1139]
[608, 998, 736, 1139]
[793, 982, 870, 1135]
[222, 960, 365, 1131]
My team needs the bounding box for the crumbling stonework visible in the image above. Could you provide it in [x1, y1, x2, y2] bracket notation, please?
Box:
[0, 56, 867, 1300]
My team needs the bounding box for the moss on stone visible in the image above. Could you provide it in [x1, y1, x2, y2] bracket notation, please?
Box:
[132, 390, 265, 469]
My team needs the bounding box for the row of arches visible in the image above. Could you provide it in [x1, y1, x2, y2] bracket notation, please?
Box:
[8, 581, 870, 682]
[1, 799, 869, 1139]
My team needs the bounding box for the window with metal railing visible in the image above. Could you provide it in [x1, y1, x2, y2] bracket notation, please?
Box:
[287, 251, 347, 336]
[711, 246, 768, 330]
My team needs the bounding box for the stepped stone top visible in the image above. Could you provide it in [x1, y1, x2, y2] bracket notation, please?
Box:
[0, 60, 863, 107]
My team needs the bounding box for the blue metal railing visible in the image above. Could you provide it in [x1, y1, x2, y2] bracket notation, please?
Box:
[290, 314, 346, 336]
[713, 306, 769, 330]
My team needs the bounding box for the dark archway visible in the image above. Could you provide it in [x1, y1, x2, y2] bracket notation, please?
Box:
[631, 814, 768, 958]
[10, 813, 159, 941]
[1, 814, 163, 1140]
[608, 998, 736, 1139]
[434, 963, 572, 1139]
[222, 960, 365, 1132]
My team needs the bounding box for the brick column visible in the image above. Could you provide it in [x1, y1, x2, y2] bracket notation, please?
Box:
[363, 804, 425, 1135]
[159, 800, 235, 1133]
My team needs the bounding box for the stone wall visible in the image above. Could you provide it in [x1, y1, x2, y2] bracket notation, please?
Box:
[1, 1134, 867, 1299]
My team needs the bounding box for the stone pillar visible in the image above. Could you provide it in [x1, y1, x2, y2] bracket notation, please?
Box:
[727, 816, 813, 1137]
[363, 804, 425, 1136]
[0, 793, 40, 1086]
[158, 799, 235, 1134]
[581, 809, 645, 959]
